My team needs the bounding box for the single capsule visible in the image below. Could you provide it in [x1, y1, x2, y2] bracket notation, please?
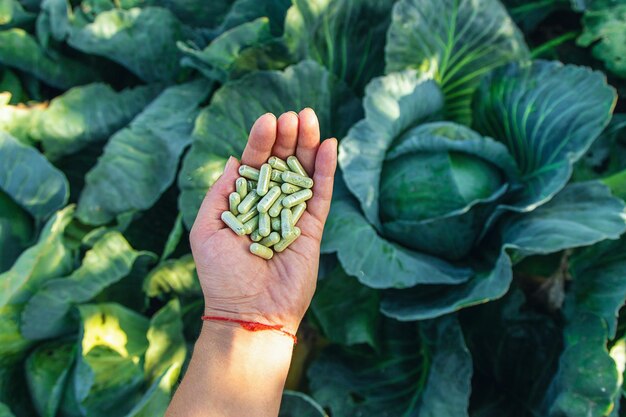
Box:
[243, 215, 259, 235]
[235, 177, 248, 199]
[237, 190, 260, 214]
[281, 171, 313, 189]
[250, 243, 273, 260]
[282, 189, 313, 208]
[268, 194, 285, 217]
[287, 156, 308, 177]
[229, 192, 241, 215]
[257, 163, 272, 196]
[237, 208, 258, 223]
[292, 202, 306, 224]
[258, 212, 271, 237]
[257, 186, 281, 213]
[271, 217, 281, 231]
[268, 156, 288, 171]
[270, 169, 283, 182]
[221, 211, 246, 236]
[281, 183, 302, 194]
[274, 227, 301, 253]
[259, 231, 281, 247]
[250, 230, 262, 242]
[281, 208, 294, 238]
[239, 165, 260, 180]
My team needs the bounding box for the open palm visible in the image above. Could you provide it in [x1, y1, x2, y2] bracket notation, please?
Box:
[189, 109, 337, 334]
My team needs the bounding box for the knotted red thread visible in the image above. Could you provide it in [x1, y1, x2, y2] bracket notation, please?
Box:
[201, 315, 297, 345]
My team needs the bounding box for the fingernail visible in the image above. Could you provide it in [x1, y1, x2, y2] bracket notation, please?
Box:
[225, 156, 237, 170]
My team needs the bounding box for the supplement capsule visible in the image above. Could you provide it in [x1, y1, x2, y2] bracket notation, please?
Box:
[250, 243, 273, 260]
[292, 202, 306, 224]
[257, 163, 272, 196]
[239, 165, 260, 180]
[269, 181, 281, 188]
[281, 171, 314, 189]
[237, 190, 260, 214]
[221, 211, 246, 236]
[247, 180, 257, 189]
[257, 186, 281, 213]
[282, 189, 313, 208]
[274, 227, 301, 253]
[235, 177, 248, 199]
[268, 156, 288, 171]
[259, 212, 271, 237]
[281, 183, 302, 194]
[271, 217, 281, 231]
[281, 208, 294, 238]
[259, 231, 281, 247]
[243, 215, 259, 235]
[270, 169, 283, 182]
[268, 194, 285, 217]
[229, 192, 241, 215]
[237, 208, 258, 223]
[250, 230, 262, 242]
[287, 156, 308, 177]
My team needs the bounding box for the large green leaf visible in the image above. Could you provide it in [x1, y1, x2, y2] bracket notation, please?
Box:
[578, 0, 626, 79]
[284, 0, 396, 94]
[76, 79, 212, 225]
[35, 83, 161, 160]
[66, 7, 185, 82]
[0, 29, 99, 89]
[0, 304, 33, 366]
[24, 341, 75, 417]
[71, 303, 149, 417]
[473, 61, 616, 211]
[0, 0, 35, 28]
[21, 231, 155, 340]
[279, 391, 327, 417]
[381, 181, 626, 320]
[0, 206, 74, 308]
[143, 254, 200, 299]
[308, 316, 471, 417]
[144, 299, 185, 383]
[178, 59, 361, 227]
[310, 265, 379, 347]
[0, 94, 39, 145]
[0, 132, 68, 219]
[0, 191, 32, 273]
[385, 0, 529, 123]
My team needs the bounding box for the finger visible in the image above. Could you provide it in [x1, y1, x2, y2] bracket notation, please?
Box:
[271, 111, 299, 159]
[240, 113, 277, 167]
[295, 108, 320, 176]
[190, 156, 240, 243]
[306, 138, 338, 228]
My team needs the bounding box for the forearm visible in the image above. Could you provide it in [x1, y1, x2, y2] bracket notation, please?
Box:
[166, 321, 294, 417]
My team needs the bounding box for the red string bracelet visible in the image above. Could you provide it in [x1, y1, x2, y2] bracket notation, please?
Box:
[201, 315, 297, 345]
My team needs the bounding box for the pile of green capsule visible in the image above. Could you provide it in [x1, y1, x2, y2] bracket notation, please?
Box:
[221, 155, 314, 260]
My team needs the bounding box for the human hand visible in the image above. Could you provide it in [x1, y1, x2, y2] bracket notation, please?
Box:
[189, 109, 338, 335]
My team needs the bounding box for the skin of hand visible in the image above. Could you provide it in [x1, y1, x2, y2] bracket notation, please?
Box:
[165, 109, 337, 417]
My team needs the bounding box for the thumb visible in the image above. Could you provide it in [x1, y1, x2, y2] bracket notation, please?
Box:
[190, 156, 240, 243]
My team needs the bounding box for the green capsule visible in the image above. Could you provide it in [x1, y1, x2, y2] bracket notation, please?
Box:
[243, 215, 259, 235]
[259, 231, 281, 247]
[292, 202, 306, 224]
[268, 194, 285, 218]
[281, 171, 314, 189]
[274, 227, 301, 253]
[271, 217, 281, 231]
[281, 208, 294, 238]
[257, 163, 272, 196]
[281, 182, 302, 194]
[221, 211, 246, 236]
[237, 208, 258, 223]
[258, 212, 271, 237]
[239, 165, 259, 180]
[250, 229, 262, 242]
[270, 169, 283, 182]
[268, 156, 288, 171]
[282, 189, 313, 208]
[269, 181, 281, 188]
[248, 180, 257, 189]
[237, 190, 260, 214]
[250, 243, 274, 260]
[287, 156, 308, 177]
[257, 186, 281, 213]
[228, 192, 241, 215]
[236, 177, 248, 199]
